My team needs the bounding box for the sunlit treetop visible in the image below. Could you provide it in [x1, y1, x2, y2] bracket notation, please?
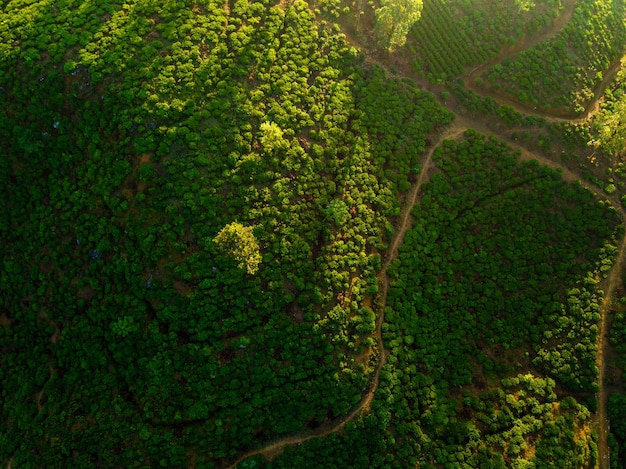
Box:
[213, 222, 262, 274]
[375, 0, 423, 52]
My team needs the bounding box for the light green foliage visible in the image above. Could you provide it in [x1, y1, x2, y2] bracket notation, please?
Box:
[213, 222, 262, 274]
[588, 55, 626, 212]
[515, 0, 535, 12]
[111, 316, 138, 337]
[259, 121, 288, 153]
[375, 0, 423, 51]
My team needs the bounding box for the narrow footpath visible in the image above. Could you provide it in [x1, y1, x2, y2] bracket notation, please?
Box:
[224, 124, 461, 469]
[226, 109, 625, 467]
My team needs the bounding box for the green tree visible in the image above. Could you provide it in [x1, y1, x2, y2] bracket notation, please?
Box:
[213, 222, 262, 274]
[375, 0, 423, 52]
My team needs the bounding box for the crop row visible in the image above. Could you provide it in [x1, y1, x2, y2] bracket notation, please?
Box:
[409, 0, 562, 83]
[485, 0, 626, 114]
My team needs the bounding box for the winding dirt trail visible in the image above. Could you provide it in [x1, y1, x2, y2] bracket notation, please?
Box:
[449, 115, 626, 469]
[224, 123, 466, 469]
[228, 118, 623, 468]
[453, 116, 626, 469]
[442, 20, 626, 460]
[382, 124, 468, 270]
[452, 114, 623, 205]
[468, 56, 623, 124]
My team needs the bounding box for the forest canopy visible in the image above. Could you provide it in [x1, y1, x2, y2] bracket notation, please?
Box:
[1, 0, 625, 467]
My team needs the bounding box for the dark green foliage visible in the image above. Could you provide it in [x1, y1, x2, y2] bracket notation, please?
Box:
[1, 0, 622, 467]
[0, 0, 451, 466]
[390, 131, 616, 391]
[609, 393, 626, 468]
[612, 310, 626, 381]
[354, 67, 453, 193]
[609, 306, 626, 468]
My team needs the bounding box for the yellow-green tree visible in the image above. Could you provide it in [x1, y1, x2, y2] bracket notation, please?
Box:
[592, 98, 626, 158]
[259, 121, 288, 153]
[375, 0, 423, 52]
[213, 222, 262, 274]
[515, 0, 535, 12]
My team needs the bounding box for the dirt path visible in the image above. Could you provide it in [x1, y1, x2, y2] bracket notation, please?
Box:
[468, 56, 623, 124]
[391, 21, 626, 466]
[451, 117, 625, 469]
[383, 124, 468, 269]
[224, 122, 465, 469]
[454, 118, 626, 469]
[348, 2, 621, 127]
[226, 108, 624, 467]
[579, 57, 624, 122]
[452, 114, 623, 206]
